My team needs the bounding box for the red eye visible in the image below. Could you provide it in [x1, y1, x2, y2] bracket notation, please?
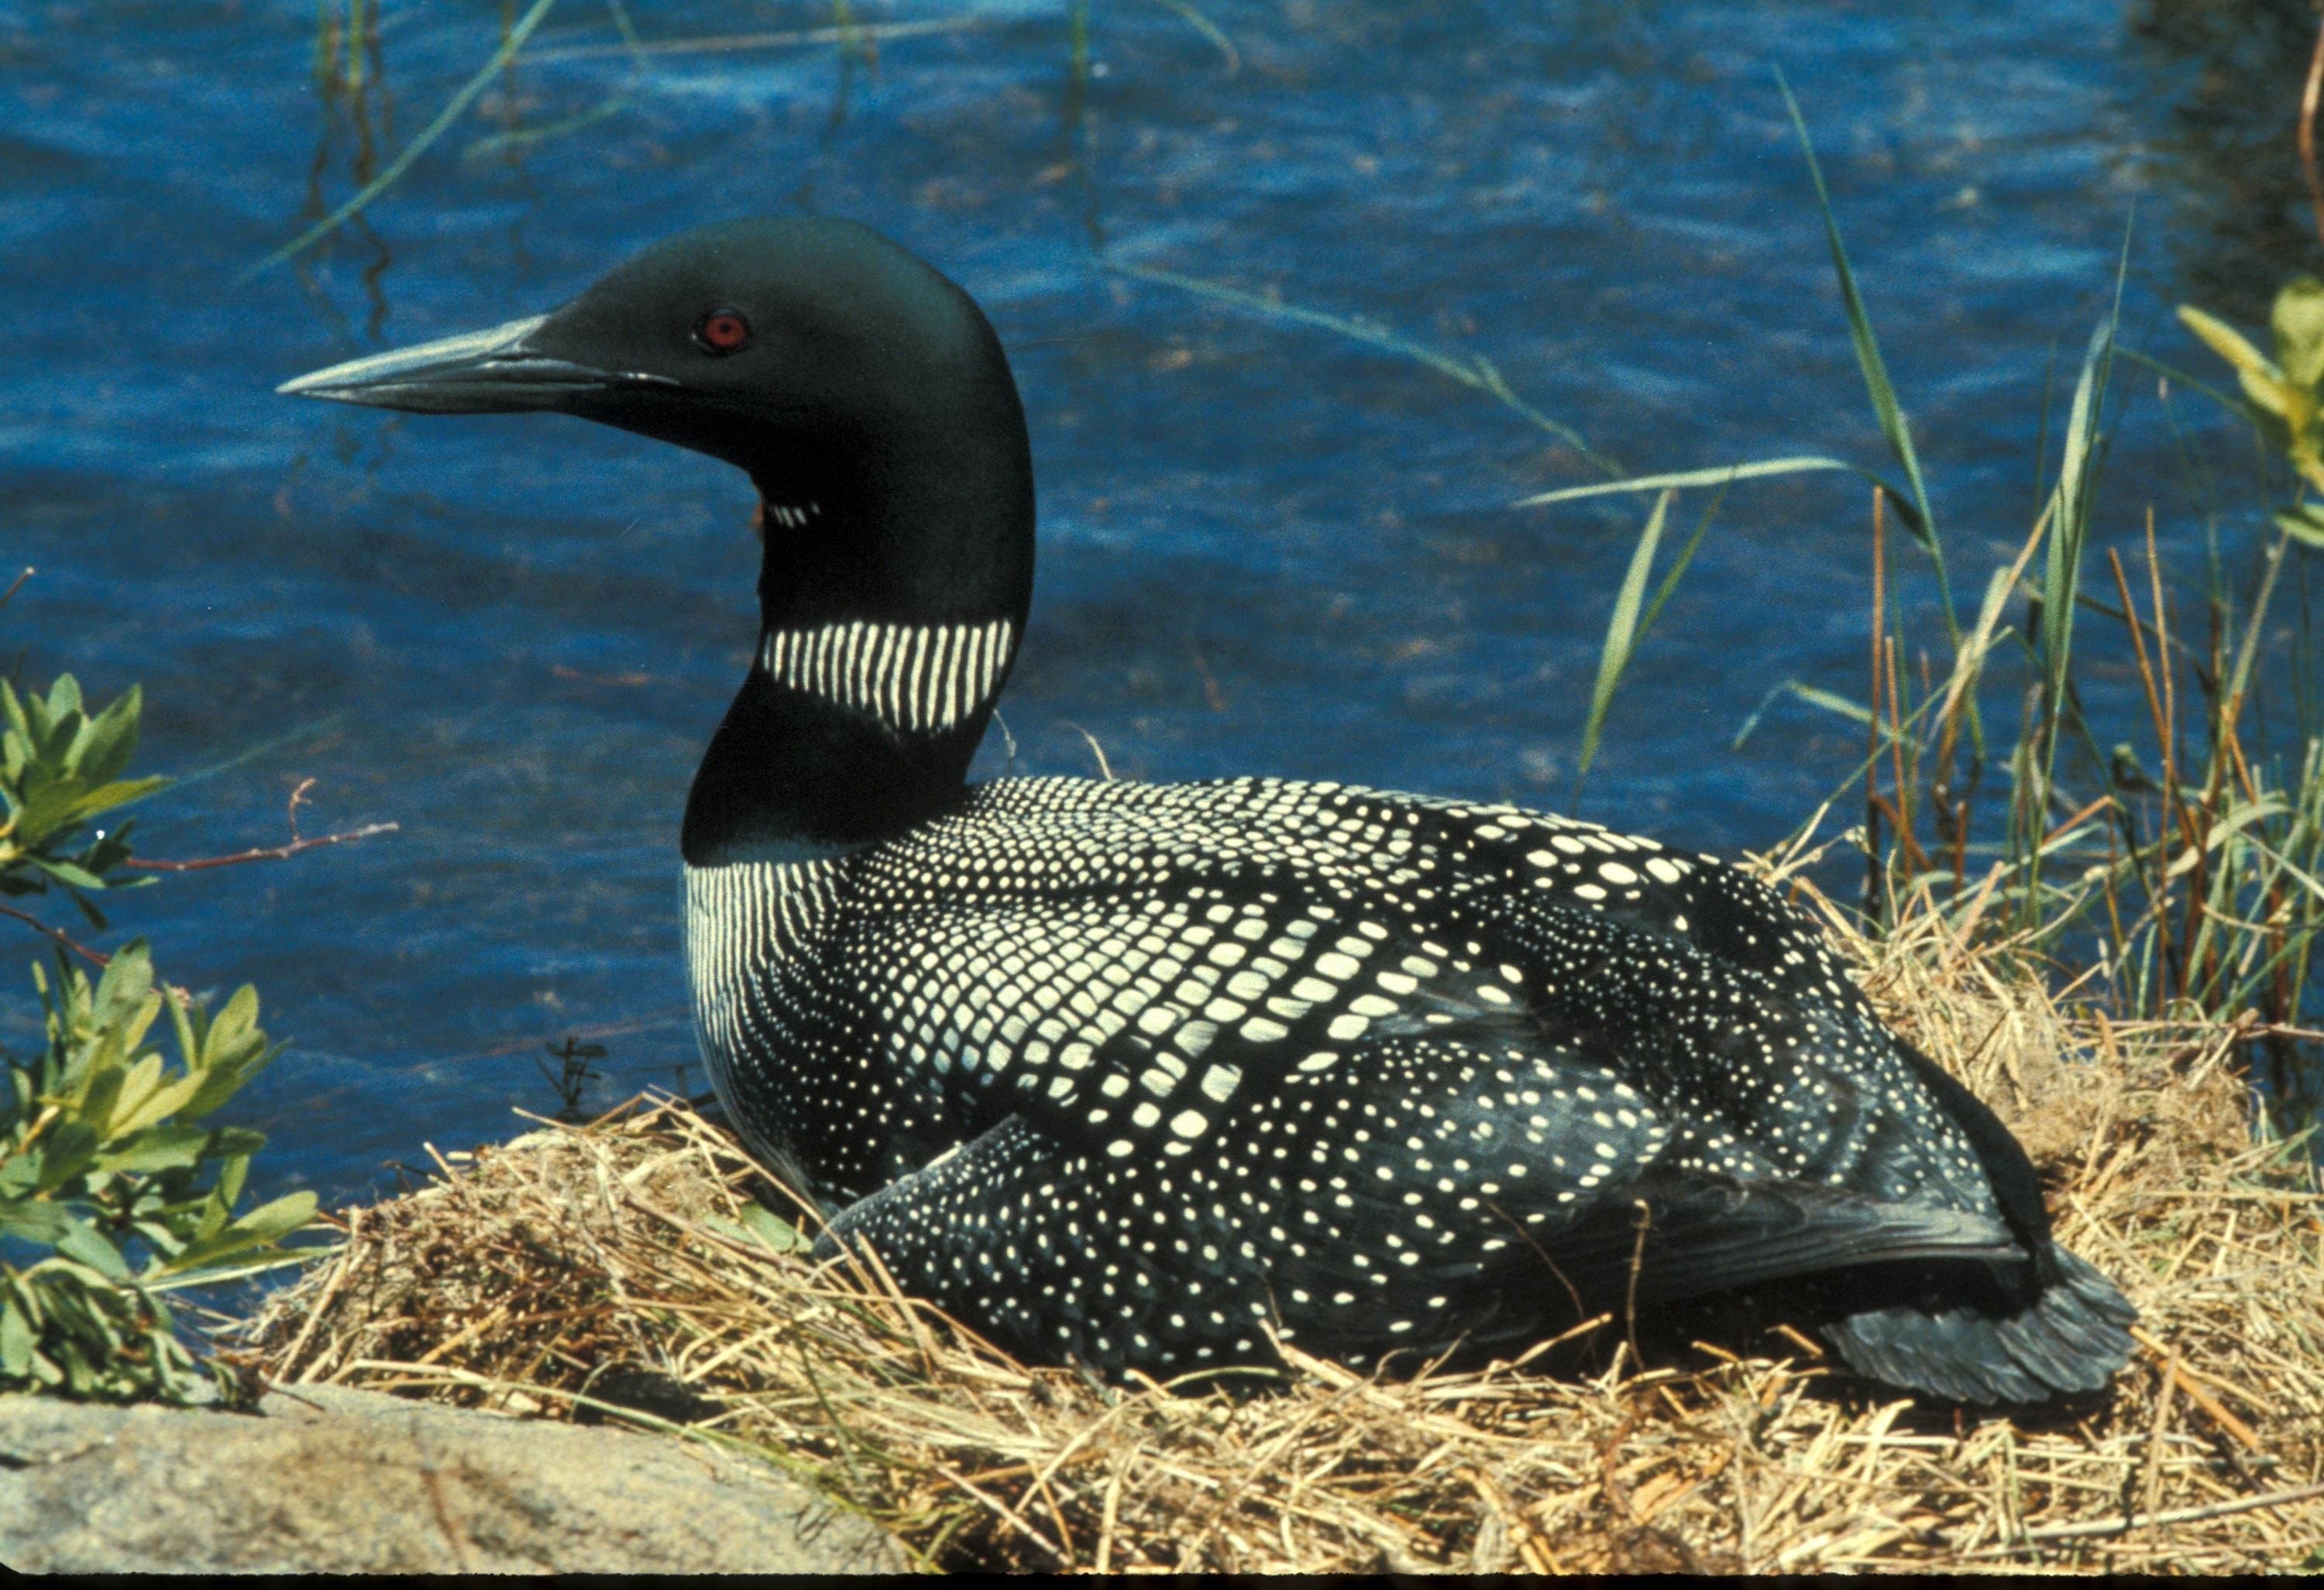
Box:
[696, 309, 751, 354]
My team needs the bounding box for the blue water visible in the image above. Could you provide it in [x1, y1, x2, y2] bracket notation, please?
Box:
[1, 0, 2309, 1204]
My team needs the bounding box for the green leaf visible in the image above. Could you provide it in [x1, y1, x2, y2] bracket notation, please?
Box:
[110, 1071, 207, 1139]
[41, 675, 82, 732]
[1774, 70, 1945, 579]
[2274, 503, 2324, 549]
[212, 1152, 249, 1217]
[166, 990, 200, 1082]
[25, 855, 106, 892]
[2040, 316, 2113, 699]
[0, 678, 29, 750]
[180, 1032, 277, 1124]
[92, 942, 156, 1022]
[53, 1217, 130, 1281]
[155, 1190, 317, 1276]
[202, 984, 261, 1061]
[69, 686, 141, 788]
[62, 775, 170, 826]
[0, 1297, 33, 1378]
[2179, 304, 2292, 417]
[201, 1126, 268, 1160]
[739, 1203, 807, 1252]
[1576, 489, 1672, 788]
[0, 1147, 42, 1198]
[194, 1165, 235, 1245]
[12, 774, 171, 853]
[2272, 276, 2324, 390]
[91, 1123, 213, 1175]
[33, 1121, 98, 1193]
[105, 1051, 167, 1135]
[0, 1200, 76, 1245]
[1511, 455, 1907, 521]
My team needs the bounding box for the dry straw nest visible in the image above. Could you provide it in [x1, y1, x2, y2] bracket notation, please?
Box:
[242, 877, 2324, 1573]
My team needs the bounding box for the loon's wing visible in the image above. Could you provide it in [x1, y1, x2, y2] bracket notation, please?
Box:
[1514, 1173, 2022, 1303]
[810, 779, 2130, 1395]
[812, 985, 2027, 1375]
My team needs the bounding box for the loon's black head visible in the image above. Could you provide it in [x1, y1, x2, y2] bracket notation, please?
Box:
[280, 217, 1035, 632]
[284, 218, 1037, 857]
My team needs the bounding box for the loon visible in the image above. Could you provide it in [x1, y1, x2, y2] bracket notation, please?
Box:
[281, 217, 2137, 1403]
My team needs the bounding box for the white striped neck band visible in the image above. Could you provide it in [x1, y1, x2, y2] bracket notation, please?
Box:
[760, 616, 1016, 734]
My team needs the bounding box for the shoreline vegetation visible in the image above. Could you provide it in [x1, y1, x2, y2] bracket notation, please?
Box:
[239, 864, 2324, 1573]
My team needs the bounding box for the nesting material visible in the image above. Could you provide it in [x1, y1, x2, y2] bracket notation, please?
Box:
[245, 881, 2324, 1573]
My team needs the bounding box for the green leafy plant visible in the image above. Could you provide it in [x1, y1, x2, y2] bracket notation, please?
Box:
[2179, 277, 2324, 544]
[0, 674, 165, 922]
[0, 669, 318, 1403]
[1, 943, 313, 1402]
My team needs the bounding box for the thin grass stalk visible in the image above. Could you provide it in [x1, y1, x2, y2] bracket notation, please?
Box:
[1886, 634, 1930, 879]
[1772, 70, 1960, 650]
[2106, 544, 2183, 1016]
[2185, 529, 2294, 1009]
[2217, 814, 2324, 1032]
[2178, 595, 2231, 1001]
[2008, 692, 2040, 934]
[1865, 488, 1887, 919]
[1116, 263, 1616, 472]
[2147, 517, 2193, 1008]
[1634, 483, 1730, 640]
[2283, 740, 2324, 1042]
[2026, 319, 2116, 933]
[2188, 817, 2260, 1018]
[1934, 515, 2051, 896]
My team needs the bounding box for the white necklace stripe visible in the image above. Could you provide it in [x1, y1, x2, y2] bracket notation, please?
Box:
[934, 624, 961, 727]
[762, 617, 1016, 733]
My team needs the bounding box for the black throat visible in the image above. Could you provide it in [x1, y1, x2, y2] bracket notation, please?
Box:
[680, 434, 1034, 867]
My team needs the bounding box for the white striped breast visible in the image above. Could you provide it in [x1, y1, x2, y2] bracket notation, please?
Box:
[683, 857, 843, 1135]
[760, 617, 1016, 734]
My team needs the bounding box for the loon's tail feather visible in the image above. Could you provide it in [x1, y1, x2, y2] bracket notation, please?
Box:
[1532, 1175, 2025, 1304]
[1821, 1244, 2138, 1403]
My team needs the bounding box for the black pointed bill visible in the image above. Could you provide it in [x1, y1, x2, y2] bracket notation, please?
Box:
[277, 314, 673, 414]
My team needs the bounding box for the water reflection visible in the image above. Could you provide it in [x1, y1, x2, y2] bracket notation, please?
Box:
[296, 0, 394, 338]
[2135, 0, 2324, 322]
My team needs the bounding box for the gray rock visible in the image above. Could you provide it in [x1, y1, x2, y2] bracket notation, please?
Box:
[0, 1384, 906, 1574]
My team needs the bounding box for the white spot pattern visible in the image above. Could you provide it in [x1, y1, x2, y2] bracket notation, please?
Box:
[683, 775, 2047, 1383]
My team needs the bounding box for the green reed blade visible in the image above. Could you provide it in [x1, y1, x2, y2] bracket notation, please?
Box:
[1576, 489, 1672, 790]
[1109, 260, 1618, 474]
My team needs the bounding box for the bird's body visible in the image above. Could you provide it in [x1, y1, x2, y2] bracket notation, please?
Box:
[284, 216, 2137, 1402]
[687, 772, 2128, 1398]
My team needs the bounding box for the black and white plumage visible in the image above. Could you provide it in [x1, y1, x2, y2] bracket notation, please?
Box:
[282, 217, 2137, 1403]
